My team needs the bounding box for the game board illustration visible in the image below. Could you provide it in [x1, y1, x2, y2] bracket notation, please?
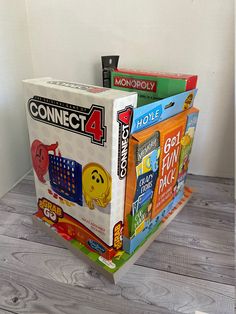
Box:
[49, 154, 83, 206]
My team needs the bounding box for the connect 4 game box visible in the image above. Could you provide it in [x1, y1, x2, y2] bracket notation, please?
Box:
[23, 78, 137, 260]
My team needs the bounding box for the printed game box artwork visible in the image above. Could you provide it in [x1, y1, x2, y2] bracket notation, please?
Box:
[23, 78, 137, 260]
[24, 74, 199, 281]
[123, 107, 199, 253]
[111, 68, 198, 107]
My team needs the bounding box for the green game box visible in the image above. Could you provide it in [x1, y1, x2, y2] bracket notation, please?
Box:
[111, 68, 198, 107]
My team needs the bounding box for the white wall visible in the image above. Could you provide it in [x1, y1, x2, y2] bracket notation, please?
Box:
[0, 0, 33, 197]
[25, 0, 234, 178]
[0, 1, 232, 199]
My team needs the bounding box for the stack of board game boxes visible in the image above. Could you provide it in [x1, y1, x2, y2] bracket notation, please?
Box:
[24, 69, 199, 277]
[111, 69, 199, 253]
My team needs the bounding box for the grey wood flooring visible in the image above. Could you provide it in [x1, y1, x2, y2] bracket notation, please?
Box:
[0, 172, 234, 314]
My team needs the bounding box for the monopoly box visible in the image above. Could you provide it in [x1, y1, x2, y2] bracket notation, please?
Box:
[123, 107, 199, 253]
[111, 69, 198, 107]
[23, 78, 137, 260]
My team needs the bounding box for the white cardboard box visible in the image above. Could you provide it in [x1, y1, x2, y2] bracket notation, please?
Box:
[23, 78, 137, 257]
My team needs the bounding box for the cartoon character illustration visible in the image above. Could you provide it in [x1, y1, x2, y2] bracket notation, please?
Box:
[179, 127, 196, 176]
[142, 148, 160, 174]
[179, 135, 192, 175]
[186, 126, 195, 139]
[31, 140, 58, 183]
[183, 93, 194, 110]
[181, 134, 191, 146]
[82, 163, 111, 209]
[148, 148, 160, 172]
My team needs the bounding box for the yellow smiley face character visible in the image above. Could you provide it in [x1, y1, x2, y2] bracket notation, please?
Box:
[82, 163, 112, 210]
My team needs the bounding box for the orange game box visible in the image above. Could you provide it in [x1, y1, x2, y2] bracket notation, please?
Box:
[123, 107, 199, 253]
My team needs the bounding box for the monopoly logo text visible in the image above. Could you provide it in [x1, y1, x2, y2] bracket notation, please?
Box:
[114, 76, 157, 92]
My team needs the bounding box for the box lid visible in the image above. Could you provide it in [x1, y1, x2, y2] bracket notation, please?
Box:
[114, 68, 197, 80]
[23, 77, 137, 100]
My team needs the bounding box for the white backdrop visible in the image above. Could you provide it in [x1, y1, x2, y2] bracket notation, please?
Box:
[25, 0, 234, 178]
[0, 0, 33, 197]
[0, 0, 233, 199]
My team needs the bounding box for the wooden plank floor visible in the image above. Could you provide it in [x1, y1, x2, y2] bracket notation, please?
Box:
[0, 172, 234, 314]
